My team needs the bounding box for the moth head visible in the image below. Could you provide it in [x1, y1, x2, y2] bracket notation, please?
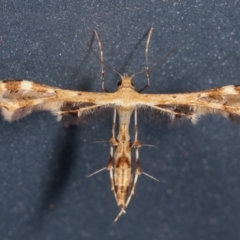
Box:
[117, 74, 134, 89]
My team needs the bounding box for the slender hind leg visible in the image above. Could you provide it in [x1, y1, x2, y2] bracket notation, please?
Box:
[126, 107, 142, 207]
[109, 107, 118, 201]
[87, 107, 117, 192]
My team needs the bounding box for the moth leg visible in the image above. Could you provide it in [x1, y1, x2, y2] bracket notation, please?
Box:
[132, 107, 142, 200]
[132, 107, 141, 149]
[56, 104, 102, 119]
[150, 105, 193, 119]
[87, 108, 116, 188]
[125, 161, 141, 208]
[125, 107, 158, 209]
[107, 153, 118, 202]
[125, 107, 142, 208]
[112, 207, 127, 224]
[109, 106, 117, 146]
[109, 107, 118, 202]
[84, 106, 118, 202]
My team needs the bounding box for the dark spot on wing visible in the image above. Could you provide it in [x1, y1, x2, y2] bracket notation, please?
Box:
[69, 112, 78, 118]
[228, 113, 240, 125]
[175, 114, 182, 119]
[199, 95, 225, 103]
[233, 85, 240, 93]
[10, 90, 19, 94]
[4, 80, 22, 90]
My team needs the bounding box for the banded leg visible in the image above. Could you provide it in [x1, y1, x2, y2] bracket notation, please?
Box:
[149, 105, 193, 119]
[87, 106, 117, 179]
[109, 107, 118, 202]
[126, 107, 142, 206]
[132, 107, 159, 182]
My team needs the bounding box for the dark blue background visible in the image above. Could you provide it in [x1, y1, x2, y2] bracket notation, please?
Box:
[0, 1, 240, 239]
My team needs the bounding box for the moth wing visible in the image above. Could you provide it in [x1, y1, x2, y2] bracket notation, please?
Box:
[0, 80, 110, 122]
[140, 85, 240, 124]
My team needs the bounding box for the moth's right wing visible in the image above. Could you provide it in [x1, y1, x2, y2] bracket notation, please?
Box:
[139, 85, 240, 124]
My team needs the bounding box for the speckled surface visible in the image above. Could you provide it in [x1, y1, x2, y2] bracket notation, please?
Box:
[0, 1, 240, 239]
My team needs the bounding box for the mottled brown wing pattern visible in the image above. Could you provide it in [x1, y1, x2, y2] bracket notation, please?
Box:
[194, 85, 240, 124]
[1, 80, 240, 124]
[144, 85, 240, 124]
[0, 80, 105, 122]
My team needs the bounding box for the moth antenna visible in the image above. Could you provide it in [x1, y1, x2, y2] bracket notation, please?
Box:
[131, 46, 178, 92]
[138, 27, 154, 92]
[87, 42, 123, 79]
[145, 27, 154, 76]
[87, 167, 106, 177]
[112, 208, 126, 224]
[141, 171, 159, 182]
[92, 30, 105, 91]
[148, 45, 178, 72]
[130, 27, 154, 91]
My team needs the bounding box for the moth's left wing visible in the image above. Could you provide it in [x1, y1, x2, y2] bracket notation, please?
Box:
[0, 80, 113, 122]
[139, 85, 240, 123]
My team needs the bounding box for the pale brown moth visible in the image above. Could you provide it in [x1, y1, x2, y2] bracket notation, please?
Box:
[0, 28, 240, 223]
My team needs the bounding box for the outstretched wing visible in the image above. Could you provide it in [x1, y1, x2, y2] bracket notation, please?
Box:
[140, 85, 240, 124]
[0, 80, 113, 122]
